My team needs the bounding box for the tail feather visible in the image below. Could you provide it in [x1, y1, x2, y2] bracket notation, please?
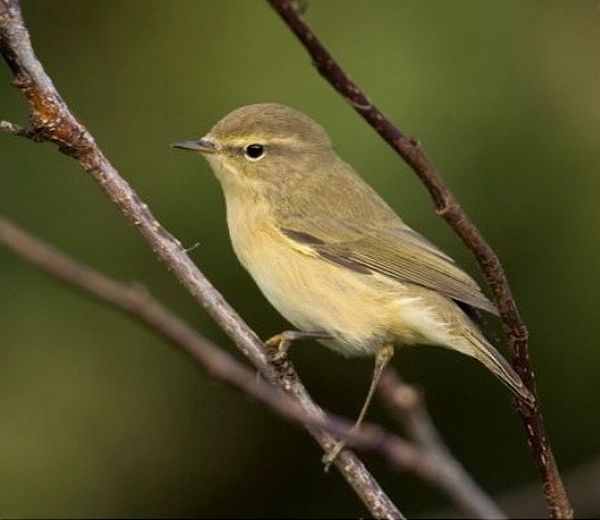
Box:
[468, 333, 535, 406]
[395, 286, 535, 406]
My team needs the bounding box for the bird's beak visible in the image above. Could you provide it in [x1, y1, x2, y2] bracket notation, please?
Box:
[171, 137, 217, 154]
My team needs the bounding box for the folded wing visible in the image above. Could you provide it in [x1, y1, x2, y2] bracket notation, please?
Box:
[280, 220, 498, 315]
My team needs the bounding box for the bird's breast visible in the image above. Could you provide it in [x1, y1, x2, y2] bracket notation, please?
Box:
[224, 194, 396, 356]
[224, 191, 273, 269]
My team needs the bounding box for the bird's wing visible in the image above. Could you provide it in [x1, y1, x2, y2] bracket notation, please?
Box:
[279, 219, 498, 315]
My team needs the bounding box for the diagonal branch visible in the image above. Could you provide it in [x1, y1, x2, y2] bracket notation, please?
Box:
[0, 2, 400, 518]
[265, 1, 572, 518]
[379, 369, 505, 519]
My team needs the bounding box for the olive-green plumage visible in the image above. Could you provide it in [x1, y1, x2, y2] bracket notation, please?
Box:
[173, 103, 534, 414]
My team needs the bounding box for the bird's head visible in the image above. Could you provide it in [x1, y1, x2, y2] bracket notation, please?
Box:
[172, 103, 334, 194]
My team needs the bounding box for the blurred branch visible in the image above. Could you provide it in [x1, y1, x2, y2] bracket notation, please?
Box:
[266, 1, 572, 518]
[0, 2, 402, 518]
[498, 458, 599, 519]
[427, 457, 600, 519]
[379, 369, 505, 519]
[0, 216, 507, 519]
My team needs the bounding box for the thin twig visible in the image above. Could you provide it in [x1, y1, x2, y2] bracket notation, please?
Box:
[266, 1, 572, 517]
[0, 1, 401, 517]
[379, 369, 505, 519]
[497, 458, 599, 519]
[428, 458, 600, 519]
[1, 119, 21, 132]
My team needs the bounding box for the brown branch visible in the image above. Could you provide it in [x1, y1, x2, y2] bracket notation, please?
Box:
[0, 216, 503, 519]
[0, 2, 401, 518]
[379, 369, 505, 519]
[266, 1, 572, 518]
[429, 458, 600, 519]
[497, 458, 599, 519]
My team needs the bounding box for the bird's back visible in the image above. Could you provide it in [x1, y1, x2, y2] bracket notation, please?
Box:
[270, 154, 498, 315]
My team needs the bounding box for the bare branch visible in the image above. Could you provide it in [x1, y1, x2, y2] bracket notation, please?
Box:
[0, 2, 401, 517]
[265, 1, 572, 517]
[379, 369, 505, 519]
[429, 458, 600, 519]
[498, 458, 599, 519]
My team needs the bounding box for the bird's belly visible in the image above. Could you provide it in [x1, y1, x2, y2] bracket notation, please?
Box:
[232, 228, 396, 356]
[227, 206, 458, 357]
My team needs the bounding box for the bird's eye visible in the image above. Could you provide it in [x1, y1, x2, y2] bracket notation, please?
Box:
[245, 144, 265, 160]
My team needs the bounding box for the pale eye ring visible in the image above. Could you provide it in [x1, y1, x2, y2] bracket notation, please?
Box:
[245, 143, 265, 160]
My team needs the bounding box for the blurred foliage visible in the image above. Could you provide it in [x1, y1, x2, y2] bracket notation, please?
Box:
[1, 0, 599, 517]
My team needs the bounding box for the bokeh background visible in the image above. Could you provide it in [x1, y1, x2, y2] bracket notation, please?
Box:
[1, 0, 599, 517]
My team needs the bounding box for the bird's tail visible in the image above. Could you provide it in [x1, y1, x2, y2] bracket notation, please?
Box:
[466, 330, 535, 406]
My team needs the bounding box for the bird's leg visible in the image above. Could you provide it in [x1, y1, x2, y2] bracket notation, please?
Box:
[322, 343, 394, 471]
[265, 330, 332, 361]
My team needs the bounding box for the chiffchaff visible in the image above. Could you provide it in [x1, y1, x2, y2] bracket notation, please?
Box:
[173, 103, 533, 464]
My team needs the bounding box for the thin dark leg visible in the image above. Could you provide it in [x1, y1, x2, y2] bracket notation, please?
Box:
[322, 344, 394, 470]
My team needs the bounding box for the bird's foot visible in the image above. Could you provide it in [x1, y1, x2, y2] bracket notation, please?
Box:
[322, 438, 348, 472]
[265, 331, 294, 361]
[265, 330, 331, 362]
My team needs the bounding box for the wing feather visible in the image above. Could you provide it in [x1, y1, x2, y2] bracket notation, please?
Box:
[280, 223, 498, 315]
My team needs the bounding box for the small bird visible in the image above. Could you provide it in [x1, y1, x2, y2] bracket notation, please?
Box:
[173, 103, 534, 464]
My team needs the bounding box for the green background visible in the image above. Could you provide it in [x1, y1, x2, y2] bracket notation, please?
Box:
[1, 1, 598, 517]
